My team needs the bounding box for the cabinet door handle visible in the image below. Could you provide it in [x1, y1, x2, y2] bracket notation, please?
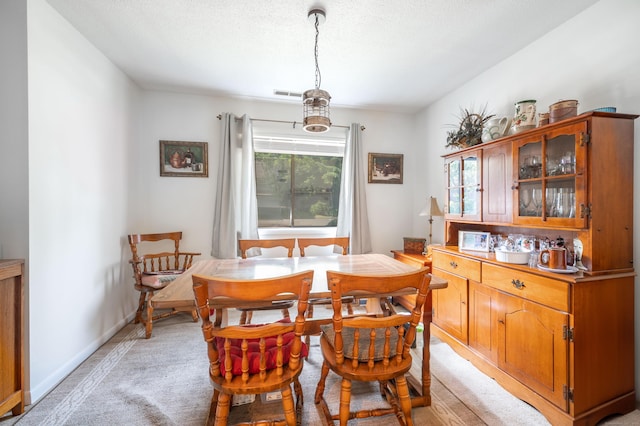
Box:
[449, 261, 458, 268]
[511, 279, 525, 289]
[497, 319, 505, 324]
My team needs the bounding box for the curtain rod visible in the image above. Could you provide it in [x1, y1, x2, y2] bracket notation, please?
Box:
[216, 114, 365, 131]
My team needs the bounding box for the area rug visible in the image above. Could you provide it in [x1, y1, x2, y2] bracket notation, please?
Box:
[5, 307, 639, 425]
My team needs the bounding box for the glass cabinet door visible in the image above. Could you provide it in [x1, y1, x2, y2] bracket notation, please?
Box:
[445, 150, 482, 221]
[446, 157, 462, 216]
[513, 122, 588, 228]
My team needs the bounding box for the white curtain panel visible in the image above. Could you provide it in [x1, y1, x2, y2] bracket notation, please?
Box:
[211, 114, 259, 258]
[336, 124, 372, 254]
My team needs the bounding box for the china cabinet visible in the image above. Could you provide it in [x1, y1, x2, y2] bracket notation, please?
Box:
[433, 112, 637, 425]
[0, 259, 25, 418]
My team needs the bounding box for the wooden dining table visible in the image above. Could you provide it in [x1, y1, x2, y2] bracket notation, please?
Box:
[151, 253, 447, 407]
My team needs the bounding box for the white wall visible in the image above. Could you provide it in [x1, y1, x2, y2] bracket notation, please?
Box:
[135, 92, 418, 258]
[26, 0, 140, 402]
[0, 1, 29, 260]
[415, 0, 640, 394]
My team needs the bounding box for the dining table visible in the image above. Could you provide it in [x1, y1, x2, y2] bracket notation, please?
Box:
[151, 253, 447, 407]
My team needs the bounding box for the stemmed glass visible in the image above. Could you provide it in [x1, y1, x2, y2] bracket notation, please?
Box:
[520, 187, 531, 216]
[568, 191, 576, 218]
[546, 188, 557, 217]
[530, 155, 541, 178]
[531, 188, 542, 216]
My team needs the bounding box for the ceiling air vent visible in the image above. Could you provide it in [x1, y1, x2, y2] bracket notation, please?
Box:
[274, 90, 302, 98]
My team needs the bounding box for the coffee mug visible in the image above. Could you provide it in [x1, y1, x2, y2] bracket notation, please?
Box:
[539, 247, 567, 270]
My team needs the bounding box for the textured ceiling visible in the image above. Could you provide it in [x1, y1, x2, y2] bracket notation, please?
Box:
[47, 0, 599, 113]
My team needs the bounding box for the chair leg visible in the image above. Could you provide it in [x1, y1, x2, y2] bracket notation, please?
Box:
[145, 292, 154, 339]
[315, 362, 335, 425]
[214, 393, 231, 426]
[305, 304, 315, 351]
[315, 362, 330, 404]
[346, 302, 353, 315]
[280, 385, 296, 426]
[134, 291, 146, 324]
[307, 304, 315, 319]
[395, 376, 414, 426]
[191, 309, 199, 322]
[206, 389, 219, 426]
[339, 378, 352, 426]
[293, 377, 304, 414]
[239, 310, 254, 325]
[281, 307, 290, 320]
[304, 335, 311, 353]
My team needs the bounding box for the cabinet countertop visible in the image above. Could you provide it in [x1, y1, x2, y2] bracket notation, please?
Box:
[390, 250, 431, 265]
[431, 245, 634, 283]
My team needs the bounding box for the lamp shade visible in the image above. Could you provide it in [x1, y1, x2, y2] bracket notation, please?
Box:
[419, 196, 443, 217]
[302, 88, 331, 133]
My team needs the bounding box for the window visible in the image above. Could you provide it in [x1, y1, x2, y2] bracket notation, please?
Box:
[253, 126, 346, 228]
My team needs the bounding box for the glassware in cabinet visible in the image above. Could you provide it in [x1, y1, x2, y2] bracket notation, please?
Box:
[513, 122, 587, 228]
[444, 150, 481, 221]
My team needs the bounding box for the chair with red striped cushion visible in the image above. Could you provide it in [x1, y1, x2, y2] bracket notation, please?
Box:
[192, 270, 313, 426]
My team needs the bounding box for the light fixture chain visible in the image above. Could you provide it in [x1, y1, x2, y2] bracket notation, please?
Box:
[314, 14, 321, 90]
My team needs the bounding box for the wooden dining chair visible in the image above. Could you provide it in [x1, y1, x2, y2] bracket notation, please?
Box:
[236, 238, 297, 325]
[192, 270, 313, 426]
[297, 236, 350, 257]
[314, 268, 431, 426]
[297, 237, 354, 350]
[128, 232, 201, 339]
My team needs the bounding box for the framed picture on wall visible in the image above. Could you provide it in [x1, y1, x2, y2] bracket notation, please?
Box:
[368, 152, 403, 184]
[159, 140, 208, 177]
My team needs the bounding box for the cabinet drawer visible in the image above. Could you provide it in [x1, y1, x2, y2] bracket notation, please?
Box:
[432, 252, 481, 282]
[482, 263, 569, 312]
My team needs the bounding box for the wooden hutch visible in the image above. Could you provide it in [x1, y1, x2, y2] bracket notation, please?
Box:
[430, 112, 637, 425]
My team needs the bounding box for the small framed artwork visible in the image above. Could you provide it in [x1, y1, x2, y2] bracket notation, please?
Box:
[159, 140, 208, 177]
[368, 153, 403, 184]
[458, 231, 491, 252]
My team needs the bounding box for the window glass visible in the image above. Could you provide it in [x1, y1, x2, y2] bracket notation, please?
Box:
[255, 153, 342, 227]
[253, 125, 346, 228]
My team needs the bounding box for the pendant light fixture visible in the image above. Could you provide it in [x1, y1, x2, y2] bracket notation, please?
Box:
[303, 8, 331, 133]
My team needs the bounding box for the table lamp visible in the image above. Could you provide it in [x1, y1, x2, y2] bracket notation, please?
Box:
[419, 196, 444, 246]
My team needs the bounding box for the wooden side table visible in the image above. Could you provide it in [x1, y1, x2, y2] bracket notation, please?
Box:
[0, 259, 25, 417]
[390, 250, 431, 311]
